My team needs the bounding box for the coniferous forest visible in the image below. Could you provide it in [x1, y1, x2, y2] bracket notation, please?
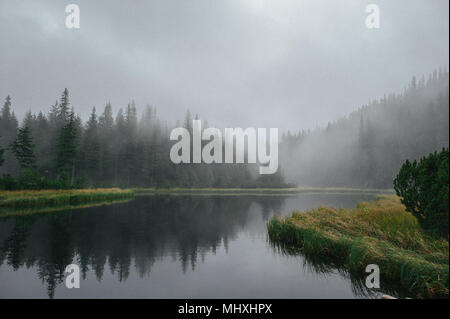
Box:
[0, 89, 286, 189]
[0, 70, 448, 190]
[280, 69, 449, 188]
[1, 0, 449, 302]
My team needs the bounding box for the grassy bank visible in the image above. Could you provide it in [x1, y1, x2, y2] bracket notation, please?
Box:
[0, 188, 134, 215]
[267, 195, 449, 298]
[134, 187, 394, 196]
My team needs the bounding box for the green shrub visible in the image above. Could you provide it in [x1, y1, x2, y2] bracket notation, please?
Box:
[394, 148, 449, 238]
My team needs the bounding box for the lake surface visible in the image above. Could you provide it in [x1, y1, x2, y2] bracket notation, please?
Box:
[0, 193, 402, 299]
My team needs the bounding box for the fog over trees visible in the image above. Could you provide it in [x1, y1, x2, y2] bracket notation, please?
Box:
[0, 69, 448, 189]
[0, 89, 285, 188]
[280, 69, 449, 188]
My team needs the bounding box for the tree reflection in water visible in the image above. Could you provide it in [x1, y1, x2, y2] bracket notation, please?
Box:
[0, 195, 284, 298]
[1, 194, 406, 299]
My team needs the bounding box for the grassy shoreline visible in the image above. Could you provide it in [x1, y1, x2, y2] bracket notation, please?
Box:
[267, 195, 449, 298]
[0, 188, 134, 216]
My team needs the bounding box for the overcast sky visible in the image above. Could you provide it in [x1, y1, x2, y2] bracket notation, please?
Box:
[0, 0, 448, 131]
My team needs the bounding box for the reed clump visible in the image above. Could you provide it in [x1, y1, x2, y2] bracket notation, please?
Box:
[267, 195, 449, 298]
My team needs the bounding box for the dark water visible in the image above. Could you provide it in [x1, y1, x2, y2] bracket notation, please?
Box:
[0, 193, 400, 299]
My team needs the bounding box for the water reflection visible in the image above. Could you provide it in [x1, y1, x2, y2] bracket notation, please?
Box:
[0, 196, 284, 298]
[268, 238, 409, 299]
[0, 194, 405, 299]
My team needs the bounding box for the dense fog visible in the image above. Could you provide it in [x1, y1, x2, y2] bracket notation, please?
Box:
[0, 1, 448, 188]
[280, 70, 449, 188]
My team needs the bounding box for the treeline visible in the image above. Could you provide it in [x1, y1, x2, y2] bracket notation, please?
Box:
[0, 89, 288, 189]
[280, 69, 449, 188]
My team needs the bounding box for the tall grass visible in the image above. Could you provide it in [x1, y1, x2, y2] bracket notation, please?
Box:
[0, 188, 134, 212]
[267, 195, 449, 298]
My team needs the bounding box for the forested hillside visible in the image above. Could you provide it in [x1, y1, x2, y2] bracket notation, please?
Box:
[1, 69, 448, 189]
[280, 69, 449, 188]
[0, 90, 285, 188]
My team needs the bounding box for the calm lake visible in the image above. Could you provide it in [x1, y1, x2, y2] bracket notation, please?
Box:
[0, 193, 403, 299]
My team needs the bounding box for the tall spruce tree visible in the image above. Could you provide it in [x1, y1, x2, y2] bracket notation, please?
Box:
[1, 95, 12, 120]
[59, 88, 70, 123]
[10, 126, 36, 170]
[81, 107, 100, 184]
[56, 112, 78, 184]
[122, 101, 138, 186]
[0, 95, 18, 141]
[0, 141, 4, 167]
[98, 102, 115, 184]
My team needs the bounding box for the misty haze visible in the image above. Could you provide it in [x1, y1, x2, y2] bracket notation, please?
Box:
[0, 0, 448, 301]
